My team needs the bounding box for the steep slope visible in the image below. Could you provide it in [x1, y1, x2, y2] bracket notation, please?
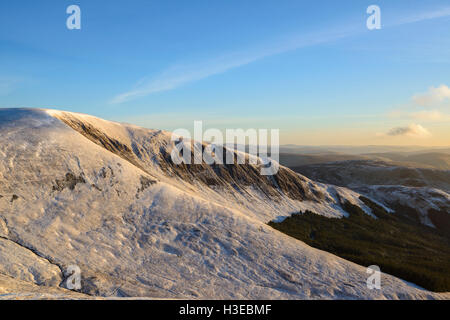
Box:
[354, 186, 450, 231]
[47, 109, 374, 221]
[269, 197, 450, 292]
[0, 108, 448, 299]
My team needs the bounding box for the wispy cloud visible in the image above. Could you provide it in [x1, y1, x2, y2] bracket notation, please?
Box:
[111, 7, 450, 104]
[393, 6, 450, 26]
[412, 84, 450, 107]
[110, 28, 353, 104]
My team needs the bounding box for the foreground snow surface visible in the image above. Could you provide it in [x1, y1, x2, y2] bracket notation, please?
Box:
[0, 108, 448, 300]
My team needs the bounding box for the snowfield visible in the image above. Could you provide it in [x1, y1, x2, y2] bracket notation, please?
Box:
[0, 108, 448, 300]
[355, 185, 450, 228]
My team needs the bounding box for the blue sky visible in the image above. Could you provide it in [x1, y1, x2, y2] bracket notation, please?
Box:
[1, 0, 449, 145]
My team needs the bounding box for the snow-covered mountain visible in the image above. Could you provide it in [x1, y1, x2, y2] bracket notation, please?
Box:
[0, 108, 448, 299]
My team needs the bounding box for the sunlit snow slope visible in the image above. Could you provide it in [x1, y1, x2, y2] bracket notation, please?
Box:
[0, 108, 448, 299]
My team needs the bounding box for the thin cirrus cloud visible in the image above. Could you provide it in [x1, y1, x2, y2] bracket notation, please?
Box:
[110, 28, 354, 104]
[110, 7, 450, 104]
[392, 6, 450, 25]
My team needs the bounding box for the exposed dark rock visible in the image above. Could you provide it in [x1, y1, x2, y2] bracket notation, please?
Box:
[53, 113, 151, 176]
[91, 184, 102, 191]
[53, 173, 86, 192]
[137, 176, 157, 194]
[158, 143, 323, 203]
[54, 112, 324, 203]
[99, 166, 114, 179]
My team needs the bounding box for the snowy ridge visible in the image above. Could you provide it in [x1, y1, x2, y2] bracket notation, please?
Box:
[0, 108, 448, 299]
[47, 109, 372, 221]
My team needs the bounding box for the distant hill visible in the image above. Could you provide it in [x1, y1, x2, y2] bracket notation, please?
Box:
[364, 152, 450, 171]
[279, 148, 450, 171]
[288, 160, 450, 192]
[280, 145, 450, 156]
[279, 153, 370, 167]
